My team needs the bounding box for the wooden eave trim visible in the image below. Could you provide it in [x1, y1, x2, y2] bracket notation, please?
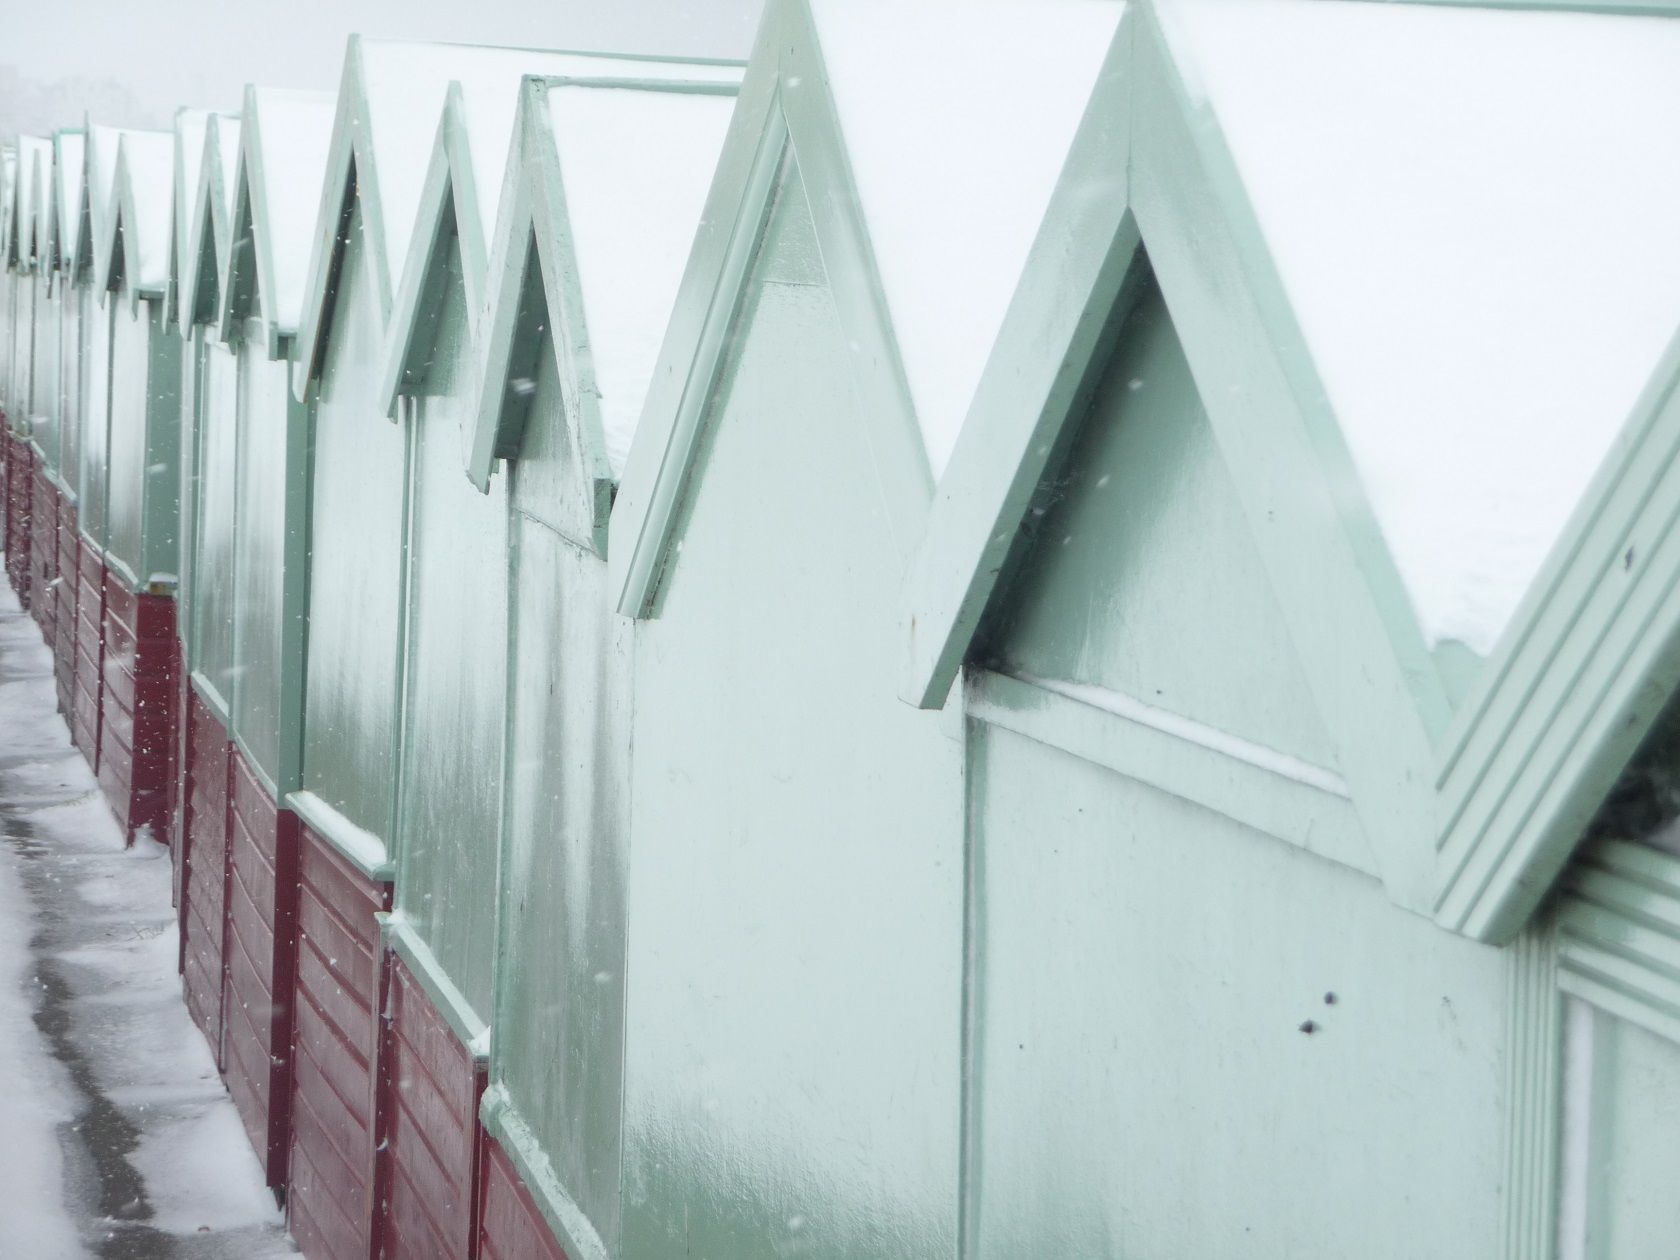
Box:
[1435, 341, 1680, 942]
[610, 0, 930, 618]
[969, 669, 1373, 876]
[899, 15, 1138, 710]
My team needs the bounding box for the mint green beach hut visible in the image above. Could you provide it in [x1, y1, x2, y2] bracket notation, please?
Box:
[604, 1, 1117, 1254]
[172, 106, 239, 1005]
[95, 125, 182, 840]
[398, 57, 739, 1259]
[893, 2, 1680, 1256]
[207, 82, 336, 1190]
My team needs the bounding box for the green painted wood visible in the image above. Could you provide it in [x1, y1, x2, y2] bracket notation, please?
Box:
[30, 269, 60, 475]
[103, 293, 149, 581]
[230, 324, 293, 786]
[76, 285, 112, 550]
[899, 16, 1137, 712]
[174, 328, 201, 667]
[137, 302, 181, 587]
[1436, 330, 1680, 942]
[1128, 13, 1439, 908]
[390, 239, 507, 1034]
[612, 0, 934, 616]
[11, 258, 32, 435]
[621, 157, 963, 1260]
[58, 284, 82, 504]
[1555, 1001, 1680, 1257]
[490, 327, 630, 1260]
[190, 337, 238, 713]
[300, 202, 405, 859]
[981, 276, 1343, 773]
[962, 719, 1507, 1258]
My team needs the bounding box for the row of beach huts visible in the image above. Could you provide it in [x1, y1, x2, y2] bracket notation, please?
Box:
[6, 1, 1680, 1257]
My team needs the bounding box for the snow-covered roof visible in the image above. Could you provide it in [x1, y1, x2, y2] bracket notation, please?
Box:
[172, 109, 213, 310]
[53, 131, 85, 276]
[806, 0, 1122, 480]
[1169, 0, 1680, 656]
[180, 113, 240, 332]
[235, 86, 336, 336]
[306, 37, 742, 383]
[113, 130, 175, 295]
[84, 123, 159, 291]
[448, 50, 739, 263]
[546, 82, 737, 475]
[12, 135, 51, 270]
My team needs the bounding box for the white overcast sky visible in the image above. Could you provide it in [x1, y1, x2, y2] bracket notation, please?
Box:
[1, 0, 763, 126]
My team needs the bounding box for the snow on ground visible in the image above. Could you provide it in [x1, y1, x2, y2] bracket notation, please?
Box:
[0, 765, 84, 1257]
[0, 581, 295, 1258]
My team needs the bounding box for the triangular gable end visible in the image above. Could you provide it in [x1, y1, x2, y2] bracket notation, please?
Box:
[379, 83, 481, 422]
[465, 86, 613, 557]
[171, 109, 213, 327]
[609, 0, 941, 615]
[465, 73, 739, 556]
[902, 0, 1680, 927]
[12, 136, 51, 273]
[900, 3, 1444, 909]
[219, 86, 336, 358]
[52, 130, 86, 287]
[109, 130, 175, 314]
[975, 264, 1371, 877]
[180, 115, 239, 334]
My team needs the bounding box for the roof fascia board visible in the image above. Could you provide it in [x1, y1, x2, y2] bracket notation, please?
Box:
[297, 38, 395, 384]
[378, 84, 474, 419]
[180, 119, 226, 334]
[1434, 325, 1680, 941]
[606, 16, 787, 615]
[525, 77, 621, 555]
[1143, 0, 1453, 740]
[898, 14, 1139, 710]
[609, 0, 928, 617]
[463, 75, 617, 556]
[464, 120, 542, 492]
[216, 128, 259, 344]
[1131, 4, 1439, 908]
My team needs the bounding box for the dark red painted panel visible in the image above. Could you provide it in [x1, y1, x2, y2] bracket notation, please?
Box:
[220, 749, 299, 1189]
[29, 473, 57, 643]
[478, 1136, 570, 1260]
[54, 501, 79, 718]
[288, 1099, 368, 1260]
[98, 580, 177, 844]
[179, 692, 231, 1065]
[376, 954, 485, 1260]
[286, 826, 389, 1260]
[6, 442, 32, 608]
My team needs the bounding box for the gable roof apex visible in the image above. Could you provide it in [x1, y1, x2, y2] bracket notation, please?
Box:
[300, 34, 745, 390]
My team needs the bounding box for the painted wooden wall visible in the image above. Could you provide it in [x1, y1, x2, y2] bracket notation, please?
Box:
[174, 327, 203, 674]
[9, 259, 31, 422]
[230, 324, 294, 788]
[75, 286, 110, 553]
[621, 156, 964, 1260]
[301, 202, 405, 850]
[190, 338, 238, 712]
[962, 277, 1508, 1257]
[392, 238, 507, 1030]
[491, 304, 632, 1254]
[58, 287, 82, 506]
[30, 270, 58, 470]
[103, 295, 150, 582]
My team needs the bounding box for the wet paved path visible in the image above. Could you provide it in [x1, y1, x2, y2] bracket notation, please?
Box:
[0, 584, 296, 1259]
